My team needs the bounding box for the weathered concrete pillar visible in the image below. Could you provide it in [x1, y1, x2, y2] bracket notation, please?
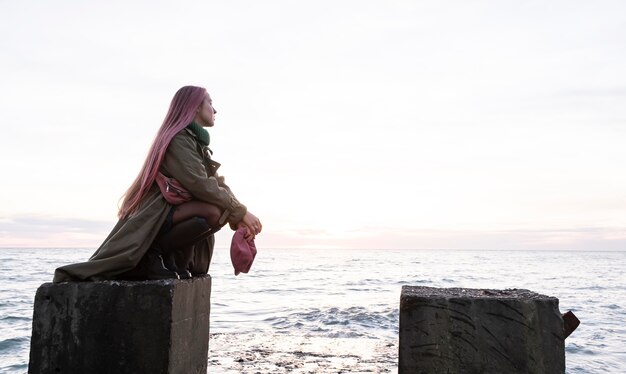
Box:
[28, 276, 211, 374]
[399, 286, 564, 374]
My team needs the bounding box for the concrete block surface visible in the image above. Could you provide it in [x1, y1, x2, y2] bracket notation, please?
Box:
[29, 276, 211, 374]
[399, 286, 564, 374]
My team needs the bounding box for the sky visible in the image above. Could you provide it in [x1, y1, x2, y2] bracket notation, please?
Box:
[1, 0, 625, 250]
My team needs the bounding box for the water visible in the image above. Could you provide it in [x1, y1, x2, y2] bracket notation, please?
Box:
[1, 248, 625, 373]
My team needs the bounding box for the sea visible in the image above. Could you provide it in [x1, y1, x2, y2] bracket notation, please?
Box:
[1, 248, 624, 373]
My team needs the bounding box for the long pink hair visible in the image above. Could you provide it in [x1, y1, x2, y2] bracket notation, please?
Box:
[118, 86, 207, 219]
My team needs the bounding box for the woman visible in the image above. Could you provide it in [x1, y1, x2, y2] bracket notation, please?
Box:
[53, 86, 262, 282]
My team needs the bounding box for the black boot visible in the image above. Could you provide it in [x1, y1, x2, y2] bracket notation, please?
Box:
[118, 248, 179, 280]
[152, 217, 219, 279]
[162, 252, 192, 279]
[161, 253, 189, 279]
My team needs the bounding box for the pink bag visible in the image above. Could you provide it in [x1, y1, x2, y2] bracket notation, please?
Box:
[155, 172, 192, 205]
[230, 227, 257, 275]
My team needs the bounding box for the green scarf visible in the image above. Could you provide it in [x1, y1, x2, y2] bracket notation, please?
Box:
[187, 122, 210, 146]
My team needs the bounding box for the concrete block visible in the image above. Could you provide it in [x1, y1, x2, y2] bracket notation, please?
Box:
[28, 276, 211, 374]
[399, 286, 564, 374]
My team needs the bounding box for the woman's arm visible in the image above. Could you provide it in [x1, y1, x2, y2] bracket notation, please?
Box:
[238, 211, 262, 241]
[161, 132, 247, 226]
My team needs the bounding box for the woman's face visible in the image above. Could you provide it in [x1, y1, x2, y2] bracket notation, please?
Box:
[195, 94, 217, 127]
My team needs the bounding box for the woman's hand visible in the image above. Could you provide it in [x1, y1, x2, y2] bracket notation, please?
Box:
[238, 211, 262, 241]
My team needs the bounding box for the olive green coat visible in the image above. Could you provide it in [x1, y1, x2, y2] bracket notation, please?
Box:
[53, 128, 247, 282]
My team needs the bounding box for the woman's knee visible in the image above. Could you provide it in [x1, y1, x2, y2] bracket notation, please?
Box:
[172, 201, 222, 225]
[201, 204, 222, 226]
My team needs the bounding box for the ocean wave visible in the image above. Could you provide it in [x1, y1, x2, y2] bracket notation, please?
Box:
[346, 287, 384, 292]
[1, 315, 31, 323]
[396, 279, 432, 285]
[345, 278, 382, 286]
[0, 364, 28, 373]
[603, 304, 622, 310]
[566, 343, 597, 355]
[264, 306, 398, 338]
[0, 336, 29, 352]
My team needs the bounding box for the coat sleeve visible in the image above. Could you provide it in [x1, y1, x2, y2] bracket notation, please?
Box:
[214, 172, 246, 230]
[161, 133, 247, 226]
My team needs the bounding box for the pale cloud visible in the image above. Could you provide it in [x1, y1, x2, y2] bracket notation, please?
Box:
[0, 215, 114, 248]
